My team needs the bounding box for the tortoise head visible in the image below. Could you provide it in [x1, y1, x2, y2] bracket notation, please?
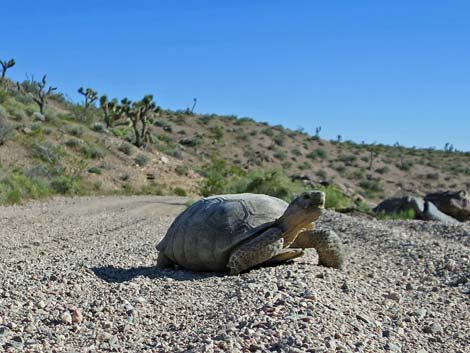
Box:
[278, 191, 325, 232]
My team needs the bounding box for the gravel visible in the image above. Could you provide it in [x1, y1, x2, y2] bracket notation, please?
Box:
[0, 195, 469, 352]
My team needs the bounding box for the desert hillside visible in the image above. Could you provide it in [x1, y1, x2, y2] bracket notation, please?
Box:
[1, 77, 470, 209]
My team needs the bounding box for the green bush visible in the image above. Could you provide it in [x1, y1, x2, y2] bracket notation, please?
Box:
[81, 144, 104, 159]
[33, 142, 59, 163]
[225, 170, 304, 202]
[306, 149, 327, 160]
[135, 154, 150, 166]
[118, 142, 133, 155]
[66, 125, 84, 137]
[50, 175, 76, 194]
[0, 172, 51, 205]
[92, 122, 106, 132]
[376, 209, 416, 220]
[319, 185, 352, 210]
[88, 167, 102, 174]
[175, 165, 189, 176]
[65, 138, 82, 148]
[173, 187, 187, 196]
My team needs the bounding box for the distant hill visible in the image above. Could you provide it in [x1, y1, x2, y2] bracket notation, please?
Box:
[1, 77, 469, 207]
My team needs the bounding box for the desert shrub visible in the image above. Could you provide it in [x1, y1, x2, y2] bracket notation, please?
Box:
[306, 149, 327, 160]
[80, 144, 104, 159]
[0, 89, 8, 104]
[88, 167, 102, 174]
[338, 154, 357, 164]
[31, 122, 42, 132]
[50, 175, 78, 194]
[10, 111, 25, 122]
[135, 154, 150, 166]
[210, 125, 224, 141]
[262, 128, 274, 137]
[425, 172, 439, 180]
[376, 209, 416, 220]
[33, 142, 59, 163]
[0, 119, 13, 145]
[118, 142, 133, 155]
[273, 150, 287, 161]
[92, 122, 106, 132]
[298, 162, 312, 170]
[291, 148, 302, 157]
[375, 166, 389, 175]
[225, 170, 304, 202]
[139, 183, 165, 196]
[66, 125, 84, 137]
[175, 165, 189, 176]
[236, 117, 255, 125]
[0, 172, 50, 205]
[65, 138, 82, 148]
[173, 187, 187, 196]
[316, 169, 328, 179]
[350, 169, 365, 179]
[320, 185, 352, 210]
[273, 134, 286, 146]
[112, 126, 133, 141]
[397, 160, 413, 171]
[179, 136, 203, 147]
[359, 180, 383, 194]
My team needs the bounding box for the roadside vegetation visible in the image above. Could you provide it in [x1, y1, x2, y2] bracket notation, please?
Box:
[1, 55, 470, 216]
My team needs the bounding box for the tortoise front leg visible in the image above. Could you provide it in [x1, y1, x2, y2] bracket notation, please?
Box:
[227, 228, 283, 275]
[290, 229, 344, 269]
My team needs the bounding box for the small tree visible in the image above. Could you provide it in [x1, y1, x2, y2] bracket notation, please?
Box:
[99, 95, 126, 128]
[17, 74, 56, 114]
[315, 126, 322, 137]
[0, 58, 15, 80]
[78, 87, 98, 109]
[128, 95, 159, 148]
[368, 145, 379, 171]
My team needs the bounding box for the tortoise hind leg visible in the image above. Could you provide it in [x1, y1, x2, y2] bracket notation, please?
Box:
[227, 228, 283, 275]
[264, 248, 304, 265]
[291, 229, 345, 269]
[157, 252, 175, 268]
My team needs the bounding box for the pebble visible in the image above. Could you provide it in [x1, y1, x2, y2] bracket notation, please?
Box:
[0, 199, 467, 353]
[71, 308, 83, 323]
[423, 322, 442, 334]
[61, 311, 73, 325]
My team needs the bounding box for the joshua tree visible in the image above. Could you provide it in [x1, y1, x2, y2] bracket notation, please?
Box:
[78, 87, 98, 109]
[191, 97, 197, 114]
[17, 74, 56, 114]
[315, 126, 322, 137]
[128, 95, 159, 148]
[368, 145, 379, 171]
[0, 58, 15, 80]
[99, 95, 124, 128]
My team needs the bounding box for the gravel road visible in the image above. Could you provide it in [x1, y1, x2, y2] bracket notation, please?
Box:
[0, 196, 468, 352]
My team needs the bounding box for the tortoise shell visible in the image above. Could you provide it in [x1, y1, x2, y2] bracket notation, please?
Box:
[156, 193, 288, 271]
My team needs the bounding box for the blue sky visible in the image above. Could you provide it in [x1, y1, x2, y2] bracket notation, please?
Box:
[2, 1, 469, 150]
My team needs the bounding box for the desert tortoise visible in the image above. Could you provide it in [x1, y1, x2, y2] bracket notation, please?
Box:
[156, 191, 344, 275]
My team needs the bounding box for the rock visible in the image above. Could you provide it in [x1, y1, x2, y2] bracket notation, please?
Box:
[373, 196, 459, 223]
[71, 308, 83, 323]
[160, 156, 169, 164]
[385, 343, 401, 352]
[61, 311, 73, 325]
[384, 292, 401, 302]
[425, 190, 470, 221]
[423, 322, 442, 334]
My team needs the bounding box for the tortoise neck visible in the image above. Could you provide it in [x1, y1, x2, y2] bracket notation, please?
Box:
[276, 216, 306, 246]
